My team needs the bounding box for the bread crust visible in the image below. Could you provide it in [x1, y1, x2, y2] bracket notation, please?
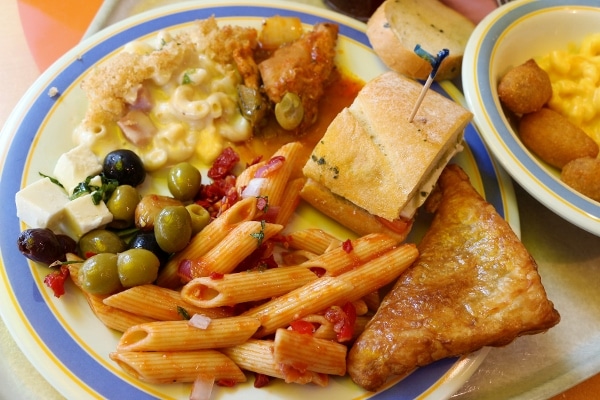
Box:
[366, 0, 474, 81]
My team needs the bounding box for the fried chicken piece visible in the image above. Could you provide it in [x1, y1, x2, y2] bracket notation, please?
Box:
[258, 22, 338, 133]
[347, 164, 560, 392]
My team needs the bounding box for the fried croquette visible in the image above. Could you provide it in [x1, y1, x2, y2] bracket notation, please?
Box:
[498, 59, 552, 114]
[519, 108, 599, 169]
[561, 157, 600, 202]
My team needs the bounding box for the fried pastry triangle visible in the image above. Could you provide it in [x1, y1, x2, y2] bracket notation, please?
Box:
[347, 164, 560, 391]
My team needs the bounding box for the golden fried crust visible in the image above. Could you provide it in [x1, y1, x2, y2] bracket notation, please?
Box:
[347, 164, 560, 391]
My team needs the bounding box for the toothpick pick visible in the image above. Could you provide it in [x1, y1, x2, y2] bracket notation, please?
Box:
[409, 46, 450, 122]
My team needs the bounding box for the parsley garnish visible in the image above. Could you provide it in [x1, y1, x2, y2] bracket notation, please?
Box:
[250, 220, 267, 247]
[182, 70, 194, 84]
[177, 306, 191, 320]
[39, 173, 64, 189]
[70, 174, 118, 205]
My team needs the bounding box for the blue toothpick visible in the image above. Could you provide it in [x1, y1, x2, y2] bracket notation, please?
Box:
[409, 45, 450, 122]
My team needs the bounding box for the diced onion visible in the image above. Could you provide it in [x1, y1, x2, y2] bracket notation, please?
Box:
[241, 177, 266, 198]
[189, 374, 215, 400]
[188, 314, 212, 329]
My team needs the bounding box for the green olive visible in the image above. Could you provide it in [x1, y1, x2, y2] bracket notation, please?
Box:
[186, 204, 211, 235]
[78, 229, 126, 258]
[274, 92, 304, 130]
[107, 185, 140, 228]
[117, 248, 160, 287]
[168, 162, 202, 201]
[79, 253, 122, 295]
[154, 206, 192, 253]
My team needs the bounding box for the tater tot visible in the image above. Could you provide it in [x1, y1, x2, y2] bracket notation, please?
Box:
[561, 157, 600, 202]
[498, 59, 553, 114]
[519, 108, 599, 169]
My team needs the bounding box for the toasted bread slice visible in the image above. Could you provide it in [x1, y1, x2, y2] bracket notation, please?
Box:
[347, 164, 560, 391]
[366, 0, 474, 81]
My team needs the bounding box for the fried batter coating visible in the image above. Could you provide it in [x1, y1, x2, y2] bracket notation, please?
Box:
[347, 164, 559, 392]
[519, 108, 599, 169]
[561, 156, 600, 202]
[498, 59, 552, 114]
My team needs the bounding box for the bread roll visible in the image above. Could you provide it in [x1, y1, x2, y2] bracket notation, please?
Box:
[366, 0, 475, 81]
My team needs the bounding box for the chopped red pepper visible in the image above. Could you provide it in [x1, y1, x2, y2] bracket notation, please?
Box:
[254, 373, 270, 388]
[216, 379, 237, 387]
[324, 302, 356, 342]
[289, 320, 315, 335]
[209, 271, 224, 280]
[207, 147, 240, 180]
[43, 265, 70, 298]
[342, 239, 353, 253]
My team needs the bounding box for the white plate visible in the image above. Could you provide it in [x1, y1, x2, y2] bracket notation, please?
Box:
[0, 1, 518, 399]
[462, 0, 600, 236]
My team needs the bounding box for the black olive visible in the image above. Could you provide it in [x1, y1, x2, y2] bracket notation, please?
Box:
[56, 234, 77, 255]
[128, 231, 170, 265]
[103, 149, 146, 187]
[17, 228, 65, 265]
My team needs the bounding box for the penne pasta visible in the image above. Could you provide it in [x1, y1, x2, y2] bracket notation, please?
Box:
[297, 232, 399, 276]
[244, 243, 418, 337]
[85, 293, 156, 332]
[185, 220, 283, 279]
[256, 141, 304, 207]
[157, 196, 260, 288]
[110, 350, 246, 384]
[273, 328, 347, 376]
[220, 339, 328, 386]
[335, 244, 418, 302]
[297, 314, 370, 341]
[243, 276, 354, 337]
[275, 177, 305, 226]
[117, 316, 260, 352]
[285, 228, 342, 255]
[181, 265, 319, 308]
[102, 284, 233, 321]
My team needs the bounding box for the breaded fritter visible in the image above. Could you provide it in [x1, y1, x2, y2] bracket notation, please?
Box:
[561, 156, 600, 202]
[519, 108, 599, 169]
[498, 59, 552, 114]
[347, 164, 560, 392]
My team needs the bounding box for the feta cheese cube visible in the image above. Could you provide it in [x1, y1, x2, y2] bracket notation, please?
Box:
[15, 177, 69, 231]
[62, 194, 113, 239]
[53, 145, 103, 195]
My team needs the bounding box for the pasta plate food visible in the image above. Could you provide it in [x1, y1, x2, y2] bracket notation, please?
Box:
[0, 1, 518, 399]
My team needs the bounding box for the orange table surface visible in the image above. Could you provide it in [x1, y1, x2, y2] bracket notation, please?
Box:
[12, 0, 600, 399]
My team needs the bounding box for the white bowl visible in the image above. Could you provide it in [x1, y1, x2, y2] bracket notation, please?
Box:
[462, 0, 600, 236]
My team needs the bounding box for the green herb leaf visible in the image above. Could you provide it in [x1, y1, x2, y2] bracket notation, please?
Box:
[177, 306, 191, 320]
[39, 173, 64, 189]
[250, 220, 267, 247]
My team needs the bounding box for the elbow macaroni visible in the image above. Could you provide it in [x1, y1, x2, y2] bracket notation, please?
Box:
[537, 32, 600, 145]
[74, 24, 253, 170]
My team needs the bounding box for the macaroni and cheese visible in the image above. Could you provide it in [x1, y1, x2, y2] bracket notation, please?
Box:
[74, 18, 255, 170]
[537, 32, 600, 145]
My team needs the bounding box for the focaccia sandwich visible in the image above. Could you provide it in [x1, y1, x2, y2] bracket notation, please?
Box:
[300, 71, 471, 241]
